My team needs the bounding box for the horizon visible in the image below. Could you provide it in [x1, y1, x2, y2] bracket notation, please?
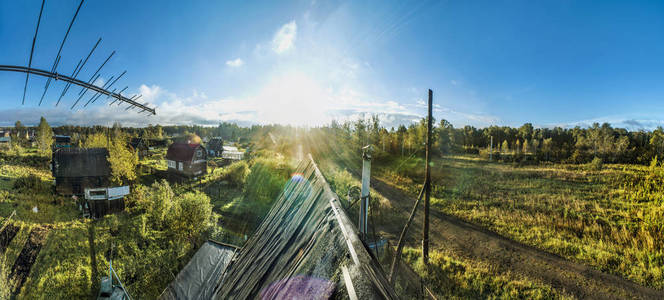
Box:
[2, 1, 664, 130]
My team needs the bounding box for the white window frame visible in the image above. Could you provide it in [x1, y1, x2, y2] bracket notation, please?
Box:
[167, 160, 176, 169]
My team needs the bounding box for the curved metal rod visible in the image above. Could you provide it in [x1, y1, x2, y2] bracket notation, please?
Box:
[0, 65, 155, 114]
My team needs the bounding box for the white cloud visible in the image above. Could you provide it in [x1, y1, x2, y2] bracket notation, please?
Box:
[272, 21, 297, 54]
[450, 80, 457, 86]
[139, 84, 162, 101]
[225, 58, 244, 67]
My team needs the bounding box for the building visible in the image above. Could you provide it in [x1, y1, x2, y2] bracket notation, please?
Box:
[129, 138, 149, 159]
[54, 135, 72, 148]
[221, 145, 244, 160]
[52, 148, 111, 195]
[206, 137, 224, 157]
[85, 186, 130, 218]
[0, 136, 10, 150]
[165, 142, 207, 177]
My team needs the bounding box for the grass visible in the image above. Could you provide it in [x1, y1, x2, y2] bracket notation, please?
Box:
[374, 154, 664, 289]
[402, 247, 574, 299]
[0, 147, 278, 299]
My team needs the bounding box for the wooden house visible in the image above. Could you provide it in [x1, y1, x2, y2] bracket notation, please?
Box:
[207, 137, 224, 157]
[52, 148, 111, 195]
[129, 137, 149, 159]
[165, 142, 207, 177]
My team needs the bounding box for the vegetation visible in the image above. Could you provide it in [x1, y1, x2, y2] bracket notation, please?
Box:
[83, 132, 139, 184]
[402, 248, 572, 299]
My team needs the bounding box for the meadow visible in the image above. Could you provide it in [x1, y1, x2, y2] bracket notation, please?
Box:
[373, 154, 664, 292]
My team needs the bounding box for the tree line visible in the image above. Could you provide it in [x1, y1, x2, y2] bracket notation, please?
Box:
[327, 116, 664, 165]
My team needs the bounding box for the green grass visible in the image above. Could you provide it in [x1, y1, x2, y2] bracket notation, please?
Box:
[375, 154, 664, 289]
[402, 247, 573, 299]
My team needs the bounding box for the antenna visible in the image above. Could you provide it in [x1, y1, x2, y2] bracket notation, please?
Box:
[38, 0, 84, 106]
[56, 38, 101, 106]
[22, 0, 45, 105]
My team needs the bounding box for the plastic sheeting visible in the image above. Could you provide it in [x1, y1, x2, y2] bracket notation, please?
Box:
[160, 155, 398, 299]
[212, 155, 398, 299]
[160, 241, 237, 300]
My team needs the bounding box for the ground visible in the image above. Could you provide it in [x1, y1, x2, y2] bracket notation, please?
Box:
[319, 151, 664, 299]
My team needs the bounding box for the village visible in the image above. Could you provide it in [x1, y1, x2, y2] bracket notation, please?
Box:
[0, 120, 269, 299]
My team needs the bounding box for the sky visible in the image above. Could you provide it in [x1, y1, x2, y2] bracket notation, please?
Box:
[1, 0, 664, 130]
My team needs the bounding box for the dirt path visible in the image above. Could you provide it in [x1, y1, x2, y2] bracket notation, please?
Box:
[369, 176, 663, 300]
[0, 223, 19, 254]
[10, 226, 50, 295]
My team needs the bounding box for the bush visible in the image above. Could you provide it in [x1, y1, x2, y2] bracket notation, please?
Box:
[223, 161, 250, 187]
[13, 174, 47, 193]
[588, 157, 603, 171]
[244, 156, 291, 210]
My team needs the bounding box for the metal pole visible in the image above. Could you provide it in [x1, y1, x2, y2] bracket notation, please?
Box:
[423, 89, 432, 264]
[359, 145, 373, 239]
[490, 136, 493, 161]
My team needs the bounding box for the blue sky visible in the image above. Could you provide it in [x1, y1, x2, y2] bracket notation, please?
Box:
[1, 0, 664, 129]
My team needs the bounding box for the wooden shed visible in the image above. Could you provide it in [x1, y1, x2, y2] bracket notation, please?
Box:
[52, 148, 111, 195]
[165, 143, 207, 177]
[207, 137, 224, 157]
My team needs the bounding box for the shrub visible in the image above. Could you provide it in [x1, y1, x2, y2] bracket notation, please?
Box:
[588, 157, 603, 171]
[244, 156, 291, 211]
[13, 174, 47, 193]
[223, 161, 250, 187]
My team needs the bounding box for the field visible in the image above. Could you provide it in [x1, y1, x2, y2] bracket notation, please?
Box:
[363, 153, 664, 298]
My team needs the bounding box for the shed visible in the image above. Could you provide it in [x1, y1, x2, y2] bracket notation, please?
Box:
[84, 186, 130, 218]
[54, 135, 72, 148]
[52, 148, 111, 195]
[207, 137, 224, 157]
[0, 136, 10, 150]
[165, 143, 207, 177]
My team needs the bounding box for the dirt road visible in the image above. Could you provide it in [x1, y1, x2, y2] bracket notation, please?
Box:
[369, 176, 663, 299]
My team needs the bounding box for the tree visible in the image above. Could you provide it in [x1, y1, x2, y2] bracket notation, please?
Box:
[84, 132, 138, 184]
[36, 117, 53, 155]
[12, 120, 26, 147]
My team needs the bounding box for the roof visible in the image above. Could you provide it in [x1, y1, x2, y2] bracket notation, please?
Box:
[207, 137, 224, 151]
[166, 142, 205, 162]
[162, 155, 398, 299]
[52, 148, 111, 177]
[160, 241, 237, 300]
[54, 135, 71, 143]
[0, 137, 10, 142]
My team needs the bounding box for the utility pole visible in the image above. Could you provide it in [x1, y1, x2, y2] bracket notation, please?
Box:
[490, 136, 493, 161]
[359, 144, 373, 240]
[423, 89, 432, 264]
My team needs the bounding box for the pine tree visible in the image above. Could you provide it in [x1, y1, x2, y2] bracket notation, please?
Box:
[36, 117, 53, 155]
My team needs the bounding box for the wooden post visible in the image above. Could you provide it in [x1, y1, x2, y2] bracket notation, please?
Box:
[423, 89, 432, 264]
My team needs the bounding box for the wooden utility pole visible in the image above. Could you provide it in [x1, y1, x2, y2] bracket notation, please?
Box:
[423, 89, 432, 264]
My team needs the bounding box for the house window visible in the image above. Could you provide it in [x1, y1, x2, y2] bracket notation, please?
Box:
[167, 160, 176, 169]
[178, 162, 183, 171]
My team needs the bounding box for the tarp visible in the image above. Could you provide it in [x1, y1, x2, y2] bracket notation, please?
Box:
[160, 241, 237, 300]
[212, 155, 398, 299]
